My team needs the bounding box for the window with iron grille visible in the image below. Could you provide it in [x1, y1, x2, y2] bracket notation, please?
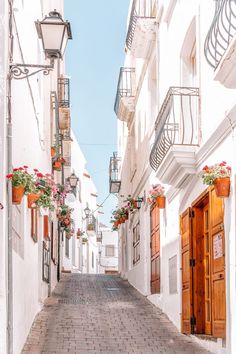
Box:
[133, 222, 140, 265]
[65, 236, 69, 258]
[105, 245, 115, 257]
[42, 241, 50, 283]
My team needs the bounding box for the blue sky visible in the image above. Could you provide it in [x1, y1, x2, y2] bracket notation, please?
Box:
[65, 1, 130, 225]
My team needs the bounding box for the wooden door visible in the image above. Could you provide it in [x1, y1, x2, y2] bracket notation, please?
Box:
[203, 204, 212, 334]
[180, 208, 193, 334]
[210, 189, 226, 338]
[150, 203, 160, 294]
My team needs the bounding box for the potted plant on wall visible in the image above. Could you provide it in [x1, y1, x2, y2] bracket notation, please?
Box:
[202, 161, 231, 197]
[147, 184, 166, 209]
[53, 156, 66, 171]
[6, 166, 34, 205]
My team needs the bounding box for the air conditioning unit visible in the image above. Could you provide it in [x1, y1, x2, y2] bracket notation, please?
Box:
[59, 107, 70, 130]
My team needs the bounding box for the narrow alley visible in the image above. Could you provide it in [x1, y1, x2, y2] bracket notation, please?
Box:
[22, 274, 210, 354]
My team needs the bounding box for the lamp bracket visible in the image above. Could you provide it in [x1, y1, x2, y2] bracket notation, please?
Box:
[10, 60, 54, 80]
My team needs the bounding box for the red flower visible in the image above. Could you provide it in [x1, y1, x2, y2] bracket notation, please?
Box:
[6, 174, 13, 179]
[33, 169, 39, 172]
[227, 166, 231, 171]
[36, 173, 44, 178]
[202, 165, 209, 171]
[220, 169, 226, 174]
[23, 165, 28, 169]
[13, 168, 18, 171]
[18, 167, 24, 170]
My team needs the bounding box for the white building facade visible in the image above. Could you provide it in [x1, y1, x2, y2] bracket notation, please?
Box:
[0, 1, 83, 353]
[61, 132, 100, 275]
[114, 1, 236, 354]
[98, 225, 118, 274]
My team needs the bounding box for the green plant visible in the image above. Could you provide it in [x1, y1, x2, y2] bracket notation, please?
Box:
[6, 166, 34, 191]
[202, 161, 231, 185]
[36, 193, 55, 211]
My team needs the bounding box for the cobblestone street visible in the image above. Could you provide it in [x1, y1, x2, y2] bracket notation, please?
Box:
[22, 274, 211, 354]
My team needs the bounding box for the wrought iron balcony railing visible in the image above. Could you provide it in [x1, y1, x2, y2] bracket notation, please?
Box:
[109, 152, 121, 193]
[149, 87, 199, 171]
[126, 0, 156, 50]
[58, 77, 70, 107]
[204, 0, 236, 69]
[86, 215, 97, 233]
[114, 67, 135, 121]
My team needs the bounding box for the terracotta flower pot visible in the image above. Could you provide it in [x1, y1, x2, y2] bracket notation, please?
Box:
[156, 195, 166, 209]
[51, 147, 56, 158]
[53, 161, 62, 171]
[27, 193, 40, 208]
[214, 177, 230, 197]
[12, 185, 25, 204]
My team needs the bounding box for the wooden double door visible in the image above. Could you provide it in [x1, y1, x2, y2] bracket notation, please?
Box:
[150, 203, 160, 294]
[181, 188, 226, 338]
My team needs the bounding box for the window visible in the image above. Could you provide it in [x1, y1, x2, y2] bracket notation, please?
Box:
[105, 245, 115, 257]
[133, 222, 140, 265]
[31, 209, 38, 243]
[42, 241, 50, 283]
[65, 236, 69, 258]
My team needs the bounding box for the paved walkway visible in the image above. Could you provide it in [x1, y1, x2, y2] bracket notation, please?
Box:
[22, 274, 211, 354]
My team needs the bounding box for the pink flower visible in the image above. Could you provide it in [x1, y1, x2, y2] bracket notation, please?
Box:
[33, 169, 39, 172]
[36, 173, 44, 178]
[227, 166, 231, 171]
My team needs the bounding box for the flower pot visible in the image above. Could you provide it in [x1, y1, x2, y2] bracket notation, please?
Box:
[12, 185, 25, 204]
[156, 196, 166, 209]
[53, 161, 62, 171]
[214, 177, 230, 197]
[51, 147, 56, 158]
[27, 193, 40, 208]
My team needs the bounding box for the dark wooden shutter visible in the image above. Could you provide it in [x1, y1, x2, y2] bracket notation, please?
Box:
[150, 203, 160, 294]
[210, 188, 226, 338]
[31, 209, 38, 243]
[180, 208, 193, 334]
[43, 215, 49, 240]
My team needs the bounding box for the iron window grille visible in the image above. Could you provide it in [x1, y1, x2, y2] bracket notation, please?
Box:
[42, 241, 50, 283]
[133, 222, 140, 265]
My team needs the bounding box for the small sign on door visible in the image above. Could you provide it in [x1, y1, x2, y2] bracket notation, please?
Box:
[213, 234, 223, 259]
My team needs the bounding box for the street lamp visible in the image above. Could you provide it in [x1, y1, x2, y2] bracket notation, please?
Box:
[10, 10, 72, 80]
[68, 172, 79, 188]
[84, 206, 91, 219]
[35, 10, 72, 59]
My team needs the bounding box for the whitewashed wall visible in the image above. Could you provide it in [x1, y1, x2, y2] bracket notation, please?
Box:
[118, 1, 236, 353]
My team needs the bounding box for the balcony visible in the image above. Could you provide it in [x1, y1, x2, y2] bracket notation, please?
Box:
[204, 0, 236, 88]
[86, 215, 97, 236]
[58, 77, 70, 107]
[109, 152, 121, 194]
[149, 87, 199, 188]
[114, 67, 135, 122]
[126, 0, 156, 58]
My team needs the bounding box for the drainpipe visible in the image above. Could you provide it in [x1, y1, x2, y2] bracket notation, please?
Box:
[6, 1, 14, 353]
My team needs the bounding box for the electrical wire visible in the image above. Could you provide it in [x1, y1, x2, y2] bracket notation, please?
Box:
[93, 193, 111, 214]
